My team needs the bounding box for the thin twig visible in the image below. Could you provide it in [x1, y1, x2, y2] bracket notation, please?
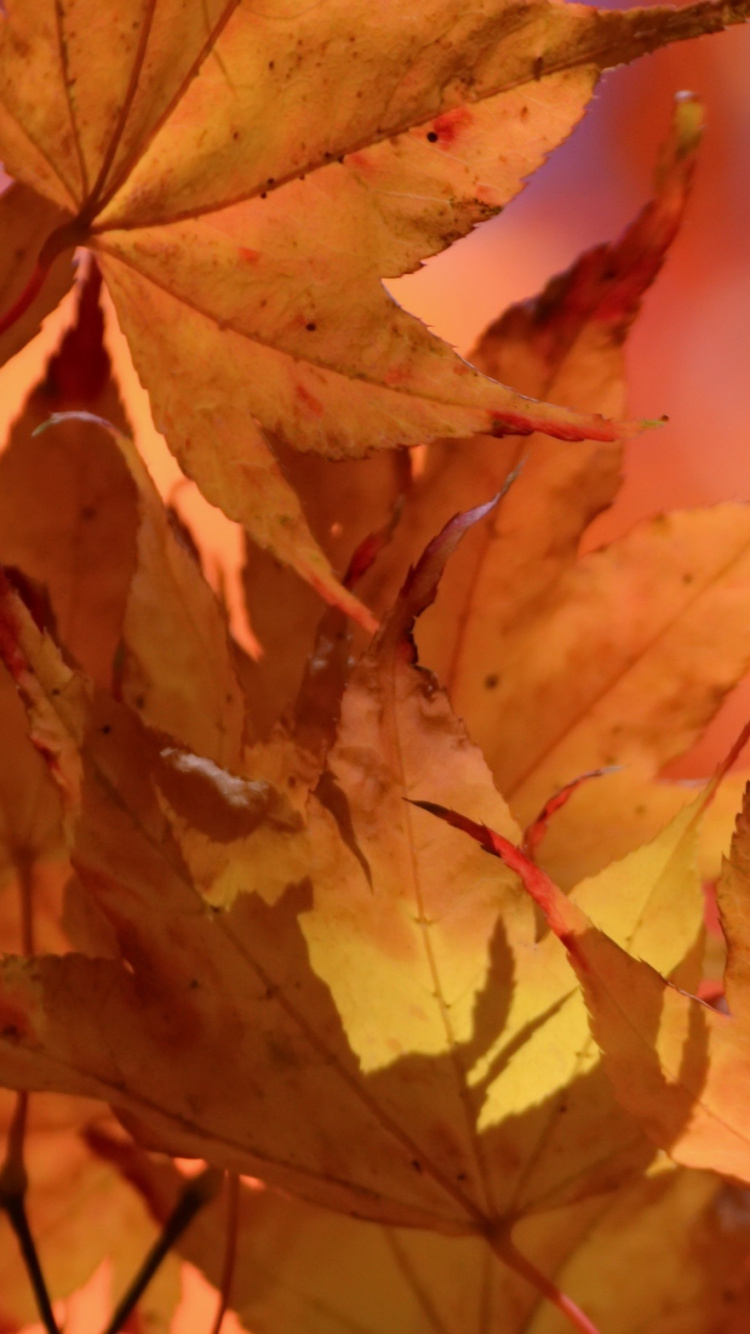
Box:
[1, 1167, 61, 1334]
[102, 1167, 222, 1334]
[0, 855, 60, 1334]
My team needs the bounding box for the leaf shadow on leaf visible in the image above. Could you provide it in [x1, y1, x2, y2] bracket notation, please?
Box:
[572, 923, 714, 1160]
[107, 851, 658, 1232]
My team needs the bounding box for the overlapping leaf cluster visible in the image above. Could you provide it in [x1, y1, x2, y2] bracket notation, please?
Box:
[1, 2, 750, 1332]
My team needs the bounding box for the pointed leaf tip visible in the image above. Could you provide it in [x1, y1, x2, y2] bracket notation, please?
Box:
[384, 480, 520, 650]
[521, 767, 620, 858]
[411, 798, 587, 943]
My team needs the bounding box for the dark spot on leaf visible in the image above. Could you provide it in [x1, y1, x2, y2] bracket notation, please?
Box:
[101, 724, 112, 735]
[533, 55, 544, 79]
[426, 131, 439, 142]
[411, 1159, 423, 1172]
[484, 673, 499, 689]
[306, 322, 317, 332]
[683, 572, 694, 584]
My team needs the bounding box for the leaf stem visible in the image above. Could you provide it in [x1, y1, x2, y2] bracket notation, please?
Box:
[0, 1093, 61, 1334]
[0, 218, 84, 338]
[489, 1230, 601, 1334]
[102, 1167, 222, 1334]
[0, 855, 60, 1333]
[209, 1173, 240, 1334]
[0, 260, 50, 337]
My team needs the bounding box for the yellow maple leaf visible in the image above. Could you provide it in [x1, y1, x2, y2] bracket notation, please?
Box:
[424, 767, 750, 1188]
[1, 0, 747, 618]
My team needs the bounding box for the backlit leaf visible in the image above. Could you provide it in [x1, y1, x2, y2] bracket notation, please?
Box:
[103, 1144, 750, 1334]
[442, 778, 750, 1186]
[1, 1, 746, 609]
[0, 511, 714, 1268]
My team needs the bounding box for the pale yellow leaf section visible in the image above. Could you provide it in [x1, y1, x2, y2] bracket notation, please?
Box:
[512, 811, 750, 1187]
[460, 790, 705, 1212]
[535, 763, 748, 890]
[302, 650, 524, 1072]
[571, 796, 703, 988]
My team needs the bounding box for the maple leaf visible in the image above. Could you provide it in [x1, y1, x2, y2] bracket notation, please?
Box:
[92, 1143, 750, 1334]
[239, 96, 716, 730]
[1, 1, 748, 620]
[343, 93, 750, 888]
[360, 92, 705, 636]
[0, 492, 728, 1334]
[0, 258, 248, 768]
[421, 764, 750, 1188]
[237, 95, 750, 897]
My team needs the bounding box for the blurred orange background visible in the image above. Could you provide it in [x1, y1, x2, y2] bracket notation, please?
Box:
[10, 14, 750, 1334]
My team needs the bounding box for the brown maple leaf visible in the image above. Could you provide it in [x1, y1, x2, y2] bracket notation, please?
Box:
[0, 494, 721, 1332]
[91, 1136, 750, 1334]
